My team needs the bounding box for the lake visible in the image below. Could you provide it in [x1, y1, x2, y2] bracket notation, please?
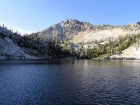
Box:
[0, 60, 140, 105]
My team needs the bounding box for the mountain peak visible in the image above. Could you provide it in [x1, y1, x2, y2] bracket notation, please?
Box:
[130, 21, 140, 29]
[29, 19, 140, 44]
[60, 19, 81, 26]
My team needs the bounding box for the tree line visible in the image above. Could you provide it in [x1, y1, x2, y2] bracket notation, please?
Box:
[1, 25, 140, 59]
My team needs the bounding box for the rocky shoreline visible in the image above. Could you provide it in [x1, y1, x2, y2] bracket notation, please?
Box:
[109, 57, 140, 60]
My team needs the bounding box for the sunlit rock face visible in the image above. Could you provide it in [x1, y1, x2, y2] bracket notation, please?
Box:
[1, 19, 140, 59]
[29, 19, 93, 42]
[29, 19, 140, 44]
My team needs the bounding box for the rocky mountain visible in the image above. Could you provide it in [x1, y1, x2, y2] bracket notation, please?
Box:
[0, 26, 39, 59]
[1, 19, 140, 60]
[29, 19, 93, 42]
[29, 19, 140, 44]
[110, 39, 140, 60]
[0, 25, 74, 59]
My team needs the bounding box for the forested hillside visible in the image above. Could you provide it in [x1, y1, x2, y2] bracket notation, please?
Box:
[0, 21, 140, 60]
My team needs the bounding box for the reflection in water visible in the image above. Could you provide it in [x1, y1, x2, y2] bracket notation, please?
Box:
[0, 60, 140, 104]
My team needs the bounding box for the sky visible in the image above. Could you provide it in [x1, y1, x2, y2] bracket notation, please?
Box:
[0, 0, 140, 34]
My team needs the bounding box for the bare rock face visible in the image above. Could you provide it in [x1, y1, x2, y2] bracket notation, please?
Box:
[30, 19, 93, 41]
[62, 19, 82, 39]
[29, 19, 140, 43]
[37, 24, 64, 40]
[130, 22, 140, 30]
[58, 19, 93, 40]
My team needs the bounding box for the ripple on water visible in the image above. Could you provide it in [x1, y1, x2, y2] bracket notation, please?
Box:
[0, 60, 140, 104]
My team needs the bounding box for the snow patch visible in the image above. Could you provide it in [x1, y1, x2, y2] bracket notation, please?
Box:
[59, 23, 65, 35]
[68, 19, 72, 22]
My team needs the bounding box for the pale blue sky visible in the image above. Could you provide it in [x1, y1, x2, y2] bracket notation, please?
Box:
[0, 0, 140, 34]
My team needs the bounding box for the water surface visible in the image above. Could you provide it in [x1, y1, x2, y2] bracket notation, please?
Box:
[0, 60, 140, 105]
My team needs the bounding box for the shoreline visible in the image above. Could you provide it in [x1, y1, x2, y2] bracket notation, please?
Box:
[0, 57, 140, 60]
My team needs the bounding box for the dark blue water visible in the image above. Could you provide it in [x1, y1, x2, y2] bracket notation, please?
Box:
[0, 60, 140, 105]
